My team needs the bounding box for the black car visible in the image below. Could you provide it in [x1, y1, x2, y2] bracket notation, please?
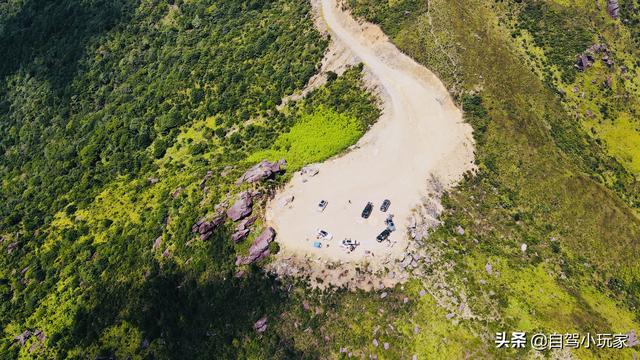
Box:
[380, 199, 391, 212]
[376, 229, 391, 242]
[361, 202, 373, 219]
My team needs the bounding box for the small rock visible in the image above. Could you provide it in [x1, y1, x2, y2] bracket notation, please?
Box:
[380, 292, 388, 299]
[627, 330, 638, 347]
[485, 263, 493, 275]
[162, 248, 171, 258]
[199, 170, 214, 189]
[419, 289, 426, 297]
[303, 300, 311, 311]
[171, 187, 183, 198]
[148, 177, 159, 185]
[7, 241, 19, 254]
[254, 316, 268, 333]
[455, 226, 465, 236]
[153, 236, 162, 251]
[403, 297, 409, 304]
[383, 342, 389, 350]
[414, 325, 420, 334]
[372, 339, 379, 347]
[446, 313, 455, 320]
[520, 243, 527, 253]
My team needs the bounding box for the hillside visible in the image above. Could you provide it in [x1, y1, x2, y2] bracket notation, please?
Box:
[1, 0, 639, 359]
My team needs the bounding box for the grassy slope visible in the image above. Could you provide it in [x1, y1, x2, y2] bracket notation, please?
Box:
[346, 0, 640, 358]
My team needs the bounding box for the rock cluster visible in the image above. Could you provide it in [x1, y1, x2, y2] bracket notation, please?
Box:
[576, 43, 614, 71]
[236, 227, 276, 265]
[236, 159, 286, 185]
[13, 329, 45, 348]
[191, 215, 225, 241]
[575, 53, 594, 71]
[231, 215, 257, 243]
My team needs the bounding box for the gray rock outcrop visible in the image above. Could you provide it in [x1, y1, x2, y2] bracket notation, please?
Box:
[231, 229, 250, 243]
[236, 227, 276, 265]
[226, 191, 254, 222]
[236, 159, 286, 185]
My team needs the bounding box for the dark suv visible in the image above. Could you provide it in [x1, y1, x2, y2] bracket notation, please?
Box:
[380, 199, 391, 212]
[361, 202, 373, 219]
[376, 229, 391, 242]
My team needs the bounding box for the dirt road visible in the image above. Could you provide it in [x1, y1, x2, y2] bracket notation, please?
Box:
[266, 0, 475, 269]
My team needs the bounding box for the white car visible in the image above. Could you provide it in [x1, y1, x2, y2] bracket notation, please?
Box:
[317, 200, 328, 212]
[316, 229, 333, 241]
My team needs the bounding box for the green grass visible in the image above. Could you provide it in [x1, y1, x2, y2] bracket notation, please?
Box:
[247, 107, 364, 171]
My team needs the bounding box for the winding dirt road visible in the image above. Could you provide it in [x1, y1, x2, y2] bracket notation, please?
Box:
[266, 0, 475, 268]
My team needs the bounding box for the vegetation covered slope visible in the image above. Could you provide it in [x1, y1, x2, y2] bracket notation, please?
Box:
[2, 0, 639, 359]
[0, 0, 383, 358]
[347, 0, 640, 358]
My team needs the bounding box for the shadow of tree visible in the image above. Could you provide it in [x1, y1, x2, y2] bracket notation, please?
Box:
[67, 229, 309, 359]
[0, 0, 136, 92]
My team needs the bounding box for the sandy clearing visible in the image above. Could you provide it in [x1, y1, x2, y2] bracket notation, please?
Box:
[266, 0, 475, 277]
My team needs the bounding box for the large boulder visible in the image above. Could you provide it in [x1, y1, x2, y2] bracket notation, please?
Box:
[236, 227, 276, 265]
[226, 191, 254, 222]
[236, 159, 286, 185]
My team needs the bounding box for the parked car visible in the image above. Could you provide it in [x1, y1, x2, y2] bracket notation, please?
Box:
[317, 200, 328, 212]
[376, 229, 391, 242]
[380, 199, 391, 212]
[361, 202, 373, 218]
[316, 229, 333, 241]
[385, 215, 396, 231]
[313, 241, 322, 248]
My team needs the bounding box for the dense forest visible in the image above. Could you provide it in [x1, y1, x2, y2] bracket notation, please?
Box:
[2, 0, 640, 359]
[0, 0, 381, 358]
